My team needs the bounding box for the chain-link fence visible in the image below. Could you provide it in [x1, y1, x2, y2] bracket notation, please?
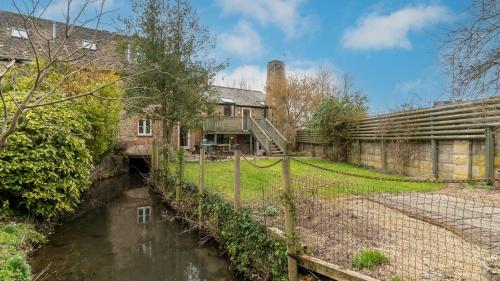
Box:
[176, 149, 498, 281]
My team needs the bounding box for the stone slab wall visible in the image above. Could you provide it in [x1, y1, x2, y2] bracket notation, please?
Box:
[296, 132, 500, 179]
[344, 137, 499, 179]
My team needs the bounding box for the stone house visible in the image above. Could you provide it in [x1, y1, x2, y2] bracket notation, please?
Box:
[0, 10, 287, 157]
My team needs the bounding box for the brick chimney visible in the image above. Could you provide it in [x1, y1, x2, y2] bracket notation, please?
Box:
[265, 60, 286, 132]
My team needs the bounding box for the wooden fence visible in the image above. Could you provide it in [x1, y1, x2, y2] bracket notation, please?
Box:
[296, 97, 500, 179]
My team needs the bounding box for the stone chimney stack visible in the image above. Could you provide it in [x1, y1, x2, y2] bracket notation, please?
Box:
[266, 60, 286, 87]
[265, 60, 286, 133]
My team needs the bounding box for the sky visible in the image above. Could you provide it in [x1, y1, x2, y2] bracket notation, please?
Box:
[0, 0, 472, 113]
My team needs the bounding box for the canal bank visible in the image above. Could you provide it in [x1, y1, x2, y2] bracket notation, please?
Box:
[29, 172, 241, 280]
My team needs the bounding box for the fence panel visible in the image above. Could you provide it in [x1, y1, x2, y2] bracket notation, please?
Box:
[289, 157, 497, 281]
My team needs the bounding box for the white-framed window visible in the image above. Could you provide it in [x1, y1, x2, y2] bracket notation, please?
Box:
[137, 206, 151, 224]
[138, 119, 152, 136]
[11, 27, 28, 39]
[82, 40, 97, 50]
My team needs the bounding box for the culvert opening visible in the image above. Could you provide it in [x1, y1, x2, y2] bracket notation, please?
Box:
[128, 156, 150, 174]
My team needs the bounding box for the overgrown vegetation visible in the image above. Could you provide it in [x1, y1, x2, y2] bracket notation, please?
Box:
[0, 63, 123, 220]
[0, 222, 45, 281]
[162, 177, 288, 280]
[352, 249, 388, 270]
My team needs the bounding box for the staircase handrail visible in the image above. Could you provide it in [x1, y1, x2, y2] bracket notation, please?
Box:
[249, 117, 273, 154]
[255, 118, 288, 153]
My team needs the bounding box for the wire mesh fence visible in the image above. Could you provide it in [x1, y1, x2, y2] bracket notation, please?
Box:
[177, 150, 498, 281]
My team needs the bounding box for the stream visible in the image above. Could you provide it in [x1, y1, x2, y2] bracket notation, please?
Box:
[30, 172, 240, 281]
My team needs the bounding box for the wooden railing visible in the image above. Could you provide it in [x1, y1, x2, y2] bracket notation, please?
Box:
[249, 117, 273, 154]
[203, 116, 246, 132]
[203, 116, 286, 155]
[254, 118, 288, 153]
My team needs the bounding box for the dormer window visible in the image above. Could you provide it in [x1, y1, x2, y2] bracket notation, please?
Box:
[11, 27, 28, 39]
[257, 101, 265, 106]
[219, 97, 234, 104]
[82, 40, 97, 50]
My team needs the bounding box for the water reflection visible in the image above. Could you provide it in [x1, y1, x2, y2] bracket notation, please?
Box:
[30, 173, 239, 281]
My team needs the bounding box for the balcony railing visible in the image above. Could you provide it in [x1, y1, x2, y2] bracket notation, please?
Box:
[203, 116, 249, 132]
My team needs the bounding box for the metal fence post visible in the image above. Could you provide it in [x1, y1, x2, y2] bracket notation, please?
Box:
[199, 147, 205, 222]
[233, 149, 241, 212]
[282, 155, 299, 281]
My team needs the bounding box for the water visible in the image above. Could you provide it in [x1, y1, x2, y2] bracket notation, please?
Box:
[30, 173, 240, 281]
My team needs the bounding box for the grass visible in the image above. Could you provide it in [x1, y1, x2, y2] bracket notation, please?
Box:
[180, 157, 443, 203]
[0, 222, 45, 281]
[352, 249, 388, 269]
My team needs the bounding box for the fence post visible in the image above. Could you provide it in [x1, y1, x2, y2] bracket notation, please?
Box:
[468, 140, 473, 179]
[485, 127, 494, 179]
[199, 147, 205, 222]
[233, 149, 241, 212]
[282, 155, 299, 281]
[176, 148, 184, 201]
[380, 139, 387, 171]
[431, 139, 439, 178]
[151, 141, 158, 184]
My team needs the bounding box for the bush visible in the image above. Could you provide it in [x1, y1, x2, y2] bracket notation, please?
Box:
[0, 62, 122, 219]
[352, 249, 388, 269]
[0, 103, 93, 219]
[164, 180, 288, 281]
[0, 222, 45, 281]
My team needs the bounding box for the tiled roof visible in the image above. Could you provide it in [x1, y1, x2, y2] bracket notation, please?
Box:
[214, 86, 266, 107]
[0, 10, 126, 70]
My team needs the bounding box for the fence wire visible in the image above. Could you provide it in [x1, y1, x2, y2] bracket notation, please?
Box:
[181, 153, 498, 281]
[290, 157, 498, 281]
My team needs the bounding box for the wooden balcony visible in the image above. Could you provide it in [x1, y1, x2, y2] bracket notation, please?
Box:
[203, 116, 251, 134]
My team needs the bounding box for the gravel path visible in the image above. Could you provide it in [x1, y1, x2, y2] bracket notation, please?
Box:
[370, 193, 500, 251]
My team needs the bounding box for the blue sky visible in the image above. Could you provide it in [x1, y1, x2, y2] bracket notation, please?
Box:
[0, 0, 471, 113]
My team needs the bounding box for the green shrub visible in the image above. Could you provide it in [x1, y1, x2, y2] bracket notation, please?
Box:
[0, 62, 122, 219]
[0, 103, 93, 219]
[165, 180, 288, 281]
[352, 249, 388, 269]
[0, 222, 45, 281]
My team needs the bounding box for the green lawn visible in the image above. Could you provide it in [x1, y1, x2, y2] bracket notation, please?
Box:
[181, 158, 443, 204]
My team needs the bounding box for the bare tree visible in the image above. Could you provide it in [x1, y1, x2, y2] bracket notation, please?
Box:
[267, 67, 332, 140]
[443, 0, 499, 99]
[0, 0, 152, 148]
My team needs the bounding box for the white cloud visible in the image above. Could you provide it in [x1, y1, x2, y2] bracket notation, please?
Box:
[215, 65, 267, 91]
[39, 0, 116, 22]
[342, 4, 451, 50]
[215, 0, 314, 38]
[218, 21, 264, 59]
[215, 61, 338, 91]
[396, 79, 422, 93]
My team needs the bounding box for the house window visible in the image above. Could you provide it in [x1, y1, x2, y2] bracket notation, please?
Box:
[11, 27, 28, 39]
[82, 40, 97, 50]
[257, 101, 265, 106]
[138, 119, 152, 136]
[137, 206, 151, 224]
[223, 104, 232, 116]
